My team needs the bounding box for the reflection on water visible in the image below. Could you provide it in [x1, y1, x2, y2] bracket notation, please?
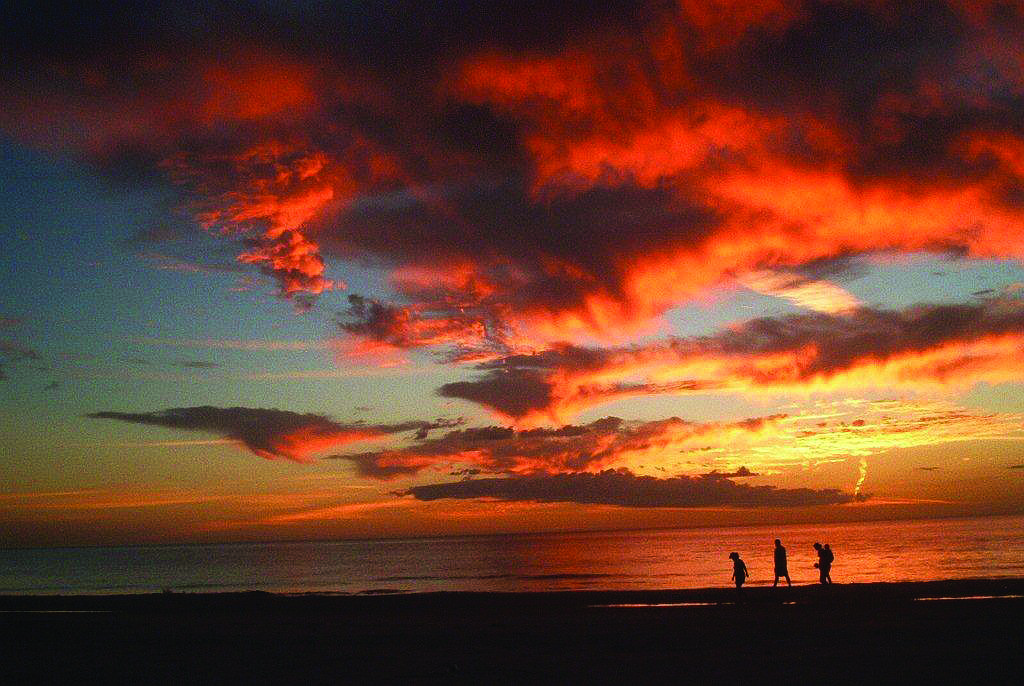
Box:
[1, 514, 1023, 595]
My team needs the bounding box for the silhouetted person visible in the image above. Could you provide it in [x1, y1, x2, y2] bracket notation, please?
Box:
[729, 552, 749, 596]
[813, 542, 832, 584]
[773, 539, 791, 587]
[823, 543, 834, 583]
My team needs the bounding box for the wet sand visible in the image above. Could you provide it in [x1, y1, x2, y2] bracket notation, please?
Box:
[3, 579, 1023, 683]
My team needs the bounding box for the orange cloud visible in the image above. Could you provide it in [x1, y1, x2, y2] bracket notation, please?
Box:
[5, 1, 1024, 331]
[169, 142, 348, 299]
[88, 407, 461, 462]
[333, 414, 787, 479]
[440, 297, 1024, 423]
[329, 398, 1021, 514]
[449, 36, 1024, 338]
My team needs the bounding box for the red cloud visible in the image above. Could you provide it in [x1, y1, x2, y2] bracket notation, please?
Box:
[333, 414, 786, 479]
[3, 1, 1024, 330]
[439, 296, 1024, 422]
[197, 57, 317, 124]
[88, 407, 461, 462]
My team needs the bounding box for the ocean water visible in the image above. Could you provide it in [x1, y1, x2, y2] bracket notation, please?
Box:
[2, 515, 1023, 595]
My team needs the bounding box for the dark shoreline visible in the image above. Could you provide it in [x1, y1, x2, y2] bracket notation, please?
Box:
[2, 577, 1024, 608]
[3, 580, 1023, 683]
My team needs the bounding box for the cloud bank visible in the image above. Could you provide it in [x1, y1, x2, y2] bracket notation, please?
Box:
[333, 414, 786, 479]
[2, 1, 1022, 333]
[439, 296, 1024, 422]
[397, 469, 853, 508]
[331, 398, 1023, 481]
[88, 406, 460, 462]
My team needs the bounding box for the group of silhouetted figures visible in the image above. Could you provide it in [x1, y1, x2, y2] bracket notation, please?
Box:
[728, 539, 835, 593]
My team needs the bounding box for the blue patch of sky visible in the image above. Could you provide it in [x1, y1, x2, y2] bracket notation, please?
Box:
[655, 252, 1024, 341]
[847, 254, 1024, 309]
[0, 139, 441, 420]
[659, 287, 802, 340]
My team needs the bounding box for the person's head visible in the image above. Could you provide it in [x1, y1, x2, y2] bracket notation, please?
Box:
[824, 544, 831, 550]
[775, 539, 781, 547]
[729, 552, 739, 560]
[813, 542, 822, 550]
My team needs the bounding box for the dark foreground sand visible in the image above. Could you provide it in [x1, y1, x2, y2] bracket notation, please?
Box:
[3, 580, 1023, 684]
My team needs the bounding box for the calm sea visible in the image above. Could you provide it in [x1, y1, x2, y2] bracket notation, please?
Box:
[2, 515, 1023, 595]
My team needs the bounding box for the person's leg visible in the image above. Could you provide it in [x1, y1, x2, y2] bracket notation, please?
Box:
[773, 575, 778, 587]
[785, 573, 791, 586]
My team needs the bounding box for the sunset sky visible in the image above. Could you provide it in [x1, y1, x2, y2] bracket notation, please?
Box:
[2, 0, 1024, 546]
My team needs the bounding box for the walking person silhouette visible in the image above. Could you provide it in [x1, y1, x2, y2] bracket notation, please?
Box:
[729, 552, 749, 598]
[813, 542, 833, 584]
[773, 539, 791, 587]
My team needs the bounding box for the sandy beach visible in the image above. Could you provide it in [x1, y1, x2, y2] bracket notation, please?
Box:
[3, 579, 1022, 683]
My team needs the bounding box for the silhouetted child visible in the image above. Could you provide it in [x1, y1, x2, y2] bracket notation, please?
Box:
[773, 539, 791, 587]
[729, 552, 749, 595]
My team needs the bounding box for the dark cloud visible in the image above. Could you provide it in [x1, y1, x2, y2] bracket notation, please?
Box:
[437, 342, 721, 420]
[696, 1, 1024, 183]
[396, 469, 853, 508]
[450, 467, 482, 477]
[919, 466, 941, 471]
[704, 3, 958, 112]
[88, 406, 461, 462]
[645, 296, 1024, 408]
[331, 414, 785, 479]
[438, 295, 1024, 420]
[705, 466, 758, 478]
[704, 298, 1024, 374]
[790, 254, 870, 284]
[439, 369, 556, 420]
[3, 1, 1022, 323]
[339, 293, 501, 353]
[2, 0, 646, 68]
[332, 180, 720, 330]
